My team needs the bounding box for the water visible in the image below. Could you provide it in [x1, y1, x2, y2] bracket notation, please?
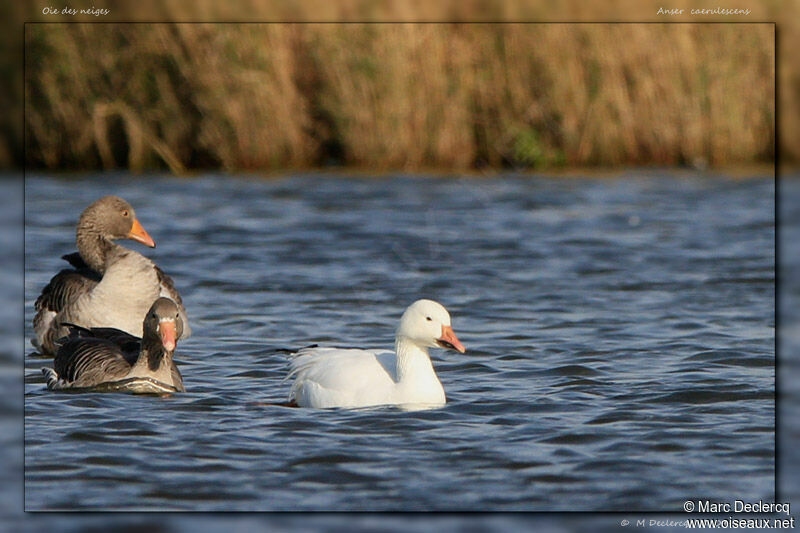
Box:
[23, 172, 775, 512]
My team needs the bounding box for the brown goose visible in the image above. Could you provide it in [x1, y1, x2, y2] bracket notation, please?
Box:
[33, 196, 190, 355]
[42, 297, 186, 393]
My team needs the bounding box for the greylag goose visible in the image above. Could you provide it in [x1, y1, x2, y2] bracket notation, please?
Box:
[33, 195, 190, 355]
[287, 299, 465, 409]
[42, 297, 185, 393]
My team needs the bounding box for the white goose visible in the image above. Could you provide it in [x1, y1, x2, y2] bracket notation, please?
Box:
[287, 299, 465, 409]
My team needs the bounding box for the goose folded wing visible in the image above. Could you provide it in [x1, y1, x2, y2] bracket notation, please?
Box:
[60, 324, 142, 355]
[34, 267, 100, 317]
[54, 338, 136, 386]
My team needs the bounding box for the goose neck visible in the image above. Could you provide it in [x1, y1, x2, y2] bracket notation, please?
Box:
[394, 336, 435, 384]
[140, 336, 170, 372]
[76, 229, 116, 273]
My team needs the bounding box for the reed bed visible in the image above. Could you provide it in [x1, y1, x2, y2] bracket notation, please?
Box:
[24, 23, 774, 171]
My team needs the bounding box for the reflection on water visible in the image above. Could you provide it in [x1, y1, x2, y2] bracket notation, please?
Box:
[24, 172, 774, 511]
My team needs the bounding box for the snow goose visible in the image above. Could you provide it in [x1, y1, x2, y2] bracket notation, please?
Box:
[33, 195, 190, 355]
[42, 297, 186, 393]
[287, 299, 465, 409]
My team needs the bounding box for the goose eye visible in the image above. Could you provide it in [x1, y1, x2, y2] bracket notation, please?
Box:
[426, 316, 432, 321]
[122, 210, 129, 217]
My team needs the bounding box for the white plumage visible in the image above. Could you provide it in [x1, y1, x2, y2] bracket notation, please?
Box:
[287, 299, 465, 409]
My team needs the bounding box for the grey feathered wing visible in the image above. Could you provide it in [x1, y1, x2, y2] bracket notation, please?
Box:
[44, 329, 139, 390]
[33, 253, 101, 354]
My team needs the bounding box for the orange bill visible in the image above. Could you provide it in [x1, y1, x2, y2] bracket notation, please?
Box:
[438, 325, 466, 353]
[128, 218, 156, 248]
[159, 320, 177, 352]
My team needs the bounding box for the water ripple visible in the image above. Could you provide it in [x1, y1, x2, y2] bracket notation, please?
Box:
[24, 173, 774, 511]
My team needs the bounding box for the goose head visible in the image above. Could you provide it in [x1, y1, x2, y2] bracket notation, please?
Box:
[143, 297, 184, 353]
[78, 195, 155, 248]
[396, 299, 466, 353]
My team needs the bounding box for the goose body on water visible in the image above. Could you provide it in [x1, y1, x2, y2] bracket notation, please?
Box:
[33, 196, 190, 355]
[42, 298, 186, 393]
[287, 299, 466, 409]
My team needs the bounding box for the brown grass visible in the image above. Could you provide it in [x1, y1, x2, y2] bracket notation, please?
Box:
[24, 22, 774, 172]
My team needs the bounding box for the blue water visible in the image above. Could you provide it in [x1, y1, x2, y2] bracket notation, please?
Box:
[23, 172, 774, 512]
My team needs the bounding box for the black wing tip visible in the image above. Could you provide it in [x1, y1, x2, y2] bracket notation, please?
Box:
[60, 322, 92, 337]
[274, 343, 319, 355]
[251, 399, 300, 408]
[61, 252, 88, 269]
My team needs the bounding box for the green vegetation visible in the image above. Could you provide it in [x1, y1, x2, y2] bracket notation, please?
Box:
[24, 23, 774, 172]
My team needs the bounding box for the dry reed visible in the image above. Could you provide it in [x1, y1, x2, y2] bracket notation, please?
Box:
[24, 23, 774, 172]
